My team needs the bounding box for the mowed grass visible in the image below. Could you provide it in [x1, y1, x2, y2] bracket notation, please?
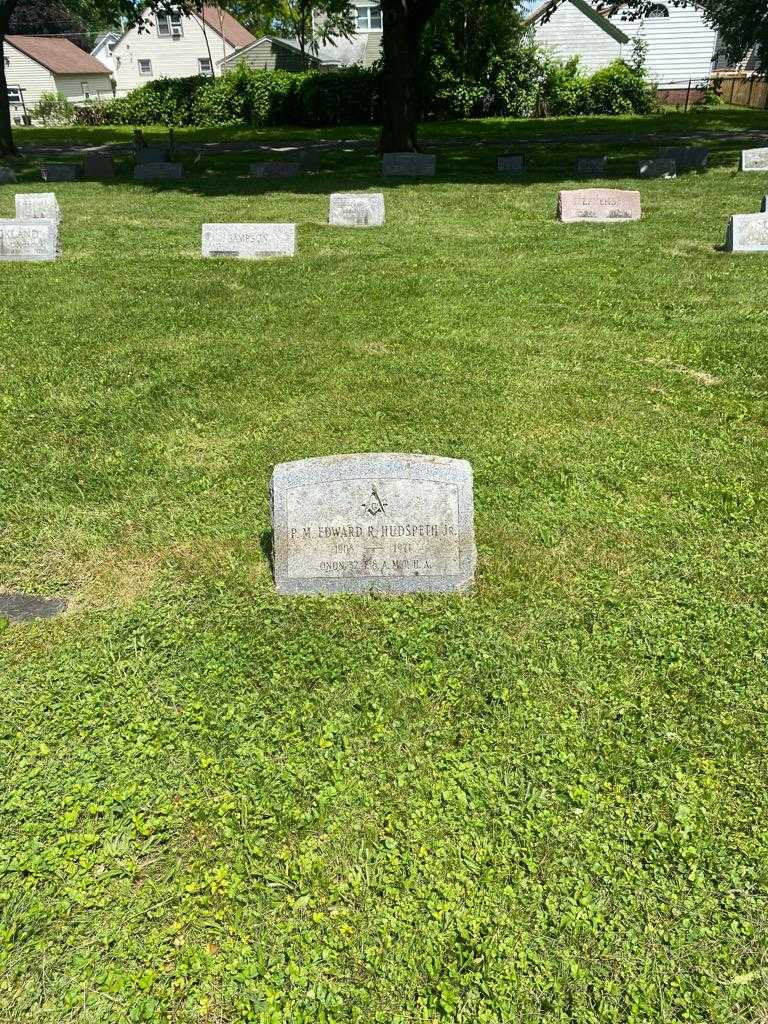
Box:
[1, 114, 768, 1023]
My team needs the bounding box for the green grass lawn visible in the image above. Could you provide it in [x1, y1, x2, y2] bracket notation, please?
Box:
[1, 113, 768, 1023]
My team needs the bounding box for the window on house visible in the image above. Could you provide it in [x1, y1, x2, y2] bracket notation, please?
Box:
[198, 57, 212, 74]
[138, 58, 153, 75]
[7, 85, 23, 104]
[356, 4, 382, 30]
[81, 81, 91, 99]
[646, 3, 669, 16]
[157, 11, 183, 36]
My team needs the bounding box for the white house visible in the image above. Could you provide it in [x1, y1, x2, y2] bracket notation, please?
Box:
[221, 2, 383, 74]
[110, 5, 255, 96]
[5, 35, 113, 123]
[90, 30, 122, 73]
[526, 0, 720, 88]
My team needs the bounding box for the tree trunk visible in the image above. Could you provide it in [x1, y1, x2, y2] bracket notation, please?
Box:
[379, 0, 440, 153]
[0, 14, 19, 158]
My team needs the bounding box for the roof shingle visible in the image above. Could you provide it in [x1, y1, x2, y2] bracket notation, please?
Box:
[6, 35, 112, 75]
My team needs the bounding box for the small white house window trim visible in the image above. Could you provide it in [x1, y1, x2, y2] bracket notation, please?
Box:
[356, 4, 382, 31]
[81, 81, 91, 99]
[198, 57, 212, 74]
[645, 3, 670, 16]
[7, 85, 23, 104]
[138, 58, 153, 75]
[156, 12, 184, 37]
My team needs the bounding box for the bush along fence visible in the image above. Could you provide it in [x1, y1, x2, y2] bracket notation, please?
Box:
[68, 56, 657, 130]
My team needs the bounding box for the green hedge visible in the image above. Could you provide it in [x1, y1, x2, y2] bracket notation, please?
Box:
[103, 64, 382, 128]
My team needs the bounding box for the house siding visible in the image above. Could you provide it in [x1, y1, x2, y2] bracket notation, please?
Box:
[5, 42, 57, 119]
[534, 3, 624, 73]
[54, 73, 114, 103]
[111, 8, 235, 95]
[609, 5, 718, 84]
[222, 39, 308, 72]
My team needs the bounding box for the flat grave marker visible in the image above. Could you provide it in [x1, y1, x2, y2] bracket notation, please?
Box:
[270, 453, 477, 595]
[15, 192, 60, 223]
[659, 146, 708, 171]
[382, 153, 436, 177]
[725, 213, 768, 252]
[741, 147, 768, 172]
[134, 147, 169, 165]
[639, 158, 676, 179]
[329, 193, 385, 227]
[576, 156, 608, 176]
[42, 164, 80, 182]
[82, 151, 116, 179]
[0, 591, 67, 624]
[0, 167, 17, 183]
[202, 222, 296, 259]
[0, 218, 57, 261]
[249, 162, 301, 179]
[134, 162, 183, 182]
[497, 154, 526, 174]
[558, 188, 641, 223]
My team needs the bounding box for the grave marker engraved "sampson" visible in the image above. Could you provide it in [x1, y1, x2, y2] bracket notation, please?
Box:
[741, 148, 768, 172]
[558, 188, 641, 223]
[202, 223, 296, 259]
[725, 213, 768, 252]
[270, 454, 476, 595]
[0, 219, 57, 261]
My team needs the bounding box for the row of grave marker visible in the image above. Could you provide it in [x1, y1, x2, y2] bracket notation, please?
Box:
[3, 185, 768, 260]
[3, 144, 767, 186]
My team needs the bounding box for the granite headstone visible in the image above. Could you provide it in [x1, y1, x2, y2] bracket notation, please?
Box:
[0, 591, 67, 624]
[382, 153, 436, 177]
[15, 192, 60, 223]
[0, 166, 17, 183]
[42, 164, 81, 182]
[202, 222, 296, 259]
[741, 147, 768, 172]
[0, 218, 57, 261]
[497, 154, 526, 174]
[329, 193, 385, 227]
[134, 147, 169, 164]
[639, 158, 676, 179]
[558, 188, 641, 223]
[270, 453, 477, 595]
[249, 162, 301, 179]
[724, 213, 768, 253]
[659, 146, 708, 171]
[576, 156, 608, 176]
[134, 162, 183, 181]
[82, 150, 116, 179]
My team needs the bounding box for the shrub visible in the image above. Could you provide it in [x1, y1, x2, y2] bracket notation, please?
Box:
[31, 92, 74, 125]
[589, 60, 658, 115]
[73, 100, 111, 126]
[103, 75, 205, 126]
[537, 57, 591, 116]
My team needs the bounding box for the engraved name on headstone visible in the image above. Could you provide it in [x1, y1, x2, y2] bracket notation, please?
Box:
[0, 218, 57, 261]
[382, 153, 437, 177]
[639, 158, 676, 179]
[576, 156, 608, 176]
[329, 193, 385, 227]
[497, 154, 526, 174]
[42, 164, 80, 182]
[659, 146, 708, 171]
[558, 188, 641, 223]
[249, 162, 301, 178]
[741, 147, 768, 172]
[725, 213, 768, 253]
[202, 223, 296, 259]
[133, 162, 183, 181]
[15, 192, 60, 223]
[270, 454, 477, 595]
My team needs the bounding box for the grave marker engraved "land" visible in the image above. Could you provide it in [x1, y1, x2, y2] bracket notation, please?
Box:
[0, 219, 57, 261]
[249, 162, 301, 178]
[725, 213, 768, 252]
[133, 162, 183, 182]
[329, 193, 385, 227]
[15, 192, 60, 223]
[639, 158, 676, 179]
[741, 148, 768, 172]
[558, 188, 641, 223]
[382, 153, 436, 177]
[202, 223, 296, 259]
[270, 454, 477, 595]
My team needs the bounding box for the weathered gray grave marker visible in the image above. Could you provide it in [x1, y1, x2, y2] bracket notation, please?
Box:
[134, 162, 183, 182]
[329, 193, 385, 227]
[42, 164, 80, 182]
[639, 158, 676, 179]
[0, 166, 17, 183]
[558, 188, 641, 223]
[576, 156, 608, 176]
[134, 147, 169, 165]
[741, 148, 768, 172]
[0, 591, 67, 624]
[382, 153, 436, 177]
[202, 223, 296, 259]
[270, 453, 477, 595]
[659, 146, 708, 171]
[83, 150, 116, 179]
[0, 219, 57, 261]
[497, 154, 526, 174]
[249, 162, 301, 179]
[724, 213, 768, 252]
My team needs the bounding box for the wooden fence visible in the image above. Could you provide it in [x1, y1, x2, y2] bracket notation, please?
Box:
[713, 74, 768, 110]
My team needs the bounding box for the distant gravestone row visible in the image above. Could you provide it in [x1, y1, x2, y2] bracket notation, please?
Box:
[495, 146, 711, 180]
[0, 190, 59, 262]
